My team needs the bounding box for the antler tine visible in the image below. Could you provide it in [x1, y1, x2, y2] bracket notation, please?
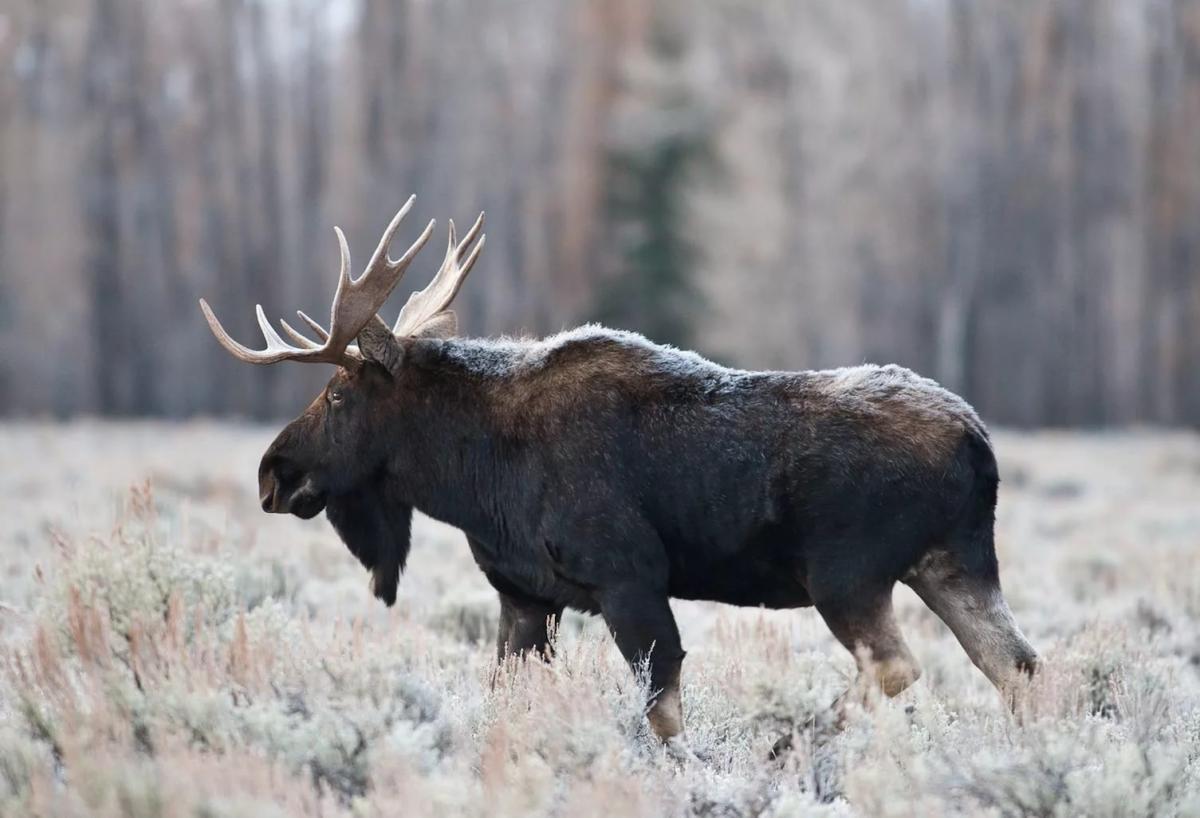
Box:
[279, 318, 322, 350]
[394, 211, 485, 336]
[457, 210, 486, 259]
[363, 195, 417, 276]
[255, 305, 293, 351]
[333, 224, 353, 293]
[458, 229, 487, 278]
[384, 215, 436, 277]
[282, 311, 363, 357]
[200, 299, 270, 363]
[295, 310, 331, 343]
[199, 299, 316, 364]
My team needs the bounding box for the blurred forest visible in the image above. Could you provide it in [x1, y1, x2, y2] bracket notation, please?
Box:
[1, 0, 1198, 425]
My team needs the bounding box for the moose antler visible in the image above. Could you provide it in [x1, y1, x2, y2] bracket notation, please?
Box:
[394, 211, 485, 337]
[199, 196, 436, 367]
[284, 211, 486, 345]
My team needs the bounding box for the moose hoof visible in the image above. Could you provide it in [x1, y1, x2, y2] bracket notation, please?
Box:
[663, 735, 701, 766]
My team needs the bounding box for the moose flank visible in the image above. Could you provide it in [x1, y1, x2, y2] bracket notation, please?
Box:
[200, 197, 1039, 744]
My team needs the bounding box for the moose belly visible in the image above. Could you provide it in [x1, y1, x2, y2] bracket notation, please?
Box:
[664, 526, 812, 609]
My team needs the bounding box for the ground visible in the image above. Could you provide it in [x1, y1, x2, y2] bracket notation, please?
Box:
[0, 422, 1198, 817]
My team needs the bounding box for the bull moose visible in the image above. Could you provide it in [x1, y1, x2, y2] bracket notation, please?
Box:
[200, 197, 1039, 743]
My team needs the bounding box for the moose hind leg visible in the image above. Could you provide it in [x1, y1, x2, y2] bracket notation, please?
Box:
[904, 550, 1039, 706]
[815, 587, 922, 711]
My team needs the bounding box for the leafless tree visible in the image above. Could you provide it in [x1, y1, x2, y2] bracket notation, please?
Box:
[1, 0, 1198, 424]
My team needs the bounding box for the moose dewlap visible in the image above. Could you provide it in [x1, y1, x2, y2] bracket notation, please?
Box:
[200, 196, 1039, 744]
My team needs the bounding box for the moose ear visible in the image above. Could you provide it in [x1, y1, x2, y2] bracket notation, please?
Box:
[413, 310, 458, 340]
[357, 315, 404, 373]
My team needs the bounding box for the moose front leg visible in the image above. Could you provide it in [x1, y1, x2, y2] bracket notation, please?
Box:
[599, 585, 687, 742]
[496, 591, 563, 663]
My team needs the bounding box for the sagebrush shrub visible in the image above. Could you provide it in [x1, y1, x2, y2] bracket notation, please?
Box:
[2, 429, 1200, 817]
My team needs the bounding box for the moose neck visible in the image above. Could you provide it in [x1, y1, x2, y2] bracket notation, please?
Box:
[381, 337, 534, 539]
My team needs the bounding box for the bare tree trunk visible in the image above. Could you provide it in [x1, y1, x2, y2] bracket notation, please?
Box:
[0, 36, 12, 414]
[247, 0, 285, 417]
[82, 0, 127, 415]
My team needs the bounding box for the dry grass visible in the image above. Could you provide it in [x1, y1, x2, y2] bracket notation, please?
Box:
[1, 422, 1199, 817]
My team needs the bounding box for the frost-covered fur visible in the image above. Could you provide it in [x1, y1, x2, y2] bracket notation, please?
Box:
[438, 324, 741, 380]
[432, 327, 986, 465]
[439, 325, 983, 432]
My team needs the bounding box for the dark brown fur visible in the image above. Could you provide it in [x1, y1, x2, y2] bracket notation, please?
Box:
[256, 323, 1038, 740]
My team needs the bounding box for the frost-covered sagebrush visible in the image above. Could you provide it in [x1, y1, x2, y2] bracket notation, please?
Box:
[0, 424, 1198, 817]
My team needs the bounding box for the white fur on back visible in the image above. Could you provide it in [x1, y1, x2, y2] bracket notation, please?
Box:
[436, 325, 986, 436]
[438, 324, 745, 381]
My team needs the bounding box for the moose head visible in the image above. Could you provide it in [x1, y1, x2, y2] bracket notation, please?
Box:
[199, 196, 485, 602]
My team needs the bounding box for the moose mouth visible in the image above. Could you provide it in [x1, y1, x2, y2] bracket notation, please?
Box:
[286, 491, 327, 519]
[260, 476, 327, 519]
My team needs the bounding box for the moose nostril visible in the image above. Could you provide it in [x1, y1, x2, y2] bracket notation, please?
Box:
[259, 472, 279, 512]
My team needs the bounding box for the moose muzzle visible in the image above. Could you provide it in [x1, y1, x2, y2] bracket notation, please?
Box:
[258, 462, 326, 519]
